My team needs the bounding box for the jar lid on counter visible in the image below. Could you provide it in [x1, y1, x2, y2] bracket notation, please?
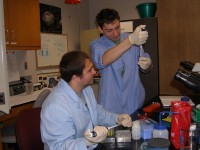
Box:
[148, 138, 170, 148]
[154, 124, 167, 130]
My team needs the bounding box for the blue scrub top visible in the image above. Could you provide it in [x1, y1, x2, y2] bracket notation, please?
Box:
[90, 33, 148, 115]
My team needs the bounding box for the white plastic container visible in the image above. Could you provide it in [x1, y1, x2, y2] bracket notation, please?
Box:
[153, 124, 169, 139]
[132, 120, 141, 140]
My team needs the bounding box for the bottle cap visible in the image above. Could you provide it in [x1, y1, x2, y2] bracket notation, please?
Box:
[190, 123, 196, 131]
[154, 124, 167, 130]
[181, 96, 190, 102]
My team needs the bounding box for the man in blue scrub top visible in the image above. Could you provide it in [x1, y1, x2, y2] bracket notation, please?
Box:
[40, 51, 132, 150]
[90, 8, 152, 119]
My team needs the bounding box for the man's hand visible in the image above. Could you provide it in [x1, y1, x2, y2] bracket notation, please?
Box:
[116, 114, 132, 127]
[138, 57, 152, 70]
[128, 25, 148, 45]
[84, 126, 108, 147]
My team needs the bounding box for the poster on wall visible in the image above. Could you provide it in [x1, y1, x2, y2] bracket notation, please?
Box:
[40, 3, 62, 34]
[36, 33, 68, 68]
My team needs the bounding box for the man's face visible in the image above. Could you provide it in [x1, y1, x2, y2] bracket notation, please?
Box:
[80, 59, 96, 87]
[99, 19, 121, 42]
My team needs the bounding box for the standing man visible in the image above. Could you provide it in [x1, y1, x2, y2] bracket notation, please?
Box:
[40, 51, 132, 150]
[90, 8, 152, 119]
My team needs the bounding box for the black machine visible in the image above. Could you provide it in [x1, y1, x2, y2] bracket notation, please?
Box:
[9, 81, 25, 96]
[174, 61, 200, 92]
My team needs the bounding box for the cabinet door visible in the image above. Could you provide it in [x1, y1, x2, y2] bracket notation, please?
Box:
[4, 0, 41, 50]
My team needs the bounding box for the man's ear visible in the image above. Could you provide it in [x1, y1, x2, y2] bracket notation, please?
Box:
[98, 26, 103, 34]
[71, 74, 80, 82]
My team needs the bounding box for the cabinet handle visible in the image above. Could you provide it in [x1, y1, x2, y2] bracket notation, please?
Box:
[10, 30, 17, 45]
[5, 29, 9, 45]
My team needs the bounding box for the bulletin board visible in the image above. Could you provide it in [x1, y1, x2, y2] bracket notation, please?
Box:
[36, 33, 68, 68]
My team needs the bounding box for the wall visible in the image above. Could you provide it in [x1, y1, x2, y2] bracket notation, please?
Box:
[88, 0, 156, 28]
[10, 0, 156, 84]
[11, 0, 90, 83]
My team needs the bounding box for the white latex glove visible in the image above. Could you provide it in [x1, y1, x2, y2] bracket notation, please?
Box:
[116, 114, 133, 127]
[128, 25, 148, 45]
[138, 57, 152, 70]
[84, 126, 108, 147]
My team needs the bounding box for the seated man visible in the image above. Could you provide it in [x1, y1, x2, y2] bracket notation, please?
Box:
[40, 51, 132, 150]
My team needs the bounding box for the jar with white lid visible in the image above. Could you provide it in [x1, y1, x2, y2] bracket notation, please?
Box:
[153, 124, 169, 139]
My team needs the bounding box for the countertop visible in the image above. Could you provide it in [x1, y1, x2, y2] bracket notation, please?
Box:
[10, 88, 51, 107]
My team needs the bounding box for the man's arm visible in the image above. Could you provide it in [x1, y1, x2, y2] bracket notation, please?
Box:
[102, 25, 148, 66]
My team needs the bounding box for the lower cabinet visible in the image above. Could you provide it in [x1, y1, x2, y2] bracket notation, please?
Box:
[0, 101, 34, 126]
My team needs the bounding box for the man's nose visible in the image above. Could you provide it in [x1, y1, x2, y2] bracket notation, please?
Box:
[92, 68, 97, 75]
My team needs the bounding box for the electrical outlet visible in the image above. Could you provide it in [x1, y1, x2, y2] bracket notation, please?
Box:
[0, 92, 5, 104]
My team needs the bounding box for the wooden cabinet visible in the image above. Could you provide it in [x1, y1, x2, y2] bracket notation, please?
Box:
[3, 0, 41, 50]
[157, 0, 200, 95]
[11, 102, 33, 115]
[0, 102, 34, 124]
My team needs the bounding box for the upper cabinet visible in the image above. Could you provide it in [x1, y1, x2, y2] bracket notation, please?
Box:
[3, 0, 41, 50]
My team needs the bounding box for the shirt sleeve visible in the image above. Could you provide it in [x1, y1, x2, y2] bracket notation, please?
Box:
[90, 39, 107, 69]
[84, 86, 117, 127]
[96, 104, 118, 126]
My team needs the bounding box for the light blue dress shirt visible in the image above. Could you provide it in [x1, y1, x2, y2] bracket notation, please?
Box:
[90, 33, 149, 115]
[40, 79, 117, 150]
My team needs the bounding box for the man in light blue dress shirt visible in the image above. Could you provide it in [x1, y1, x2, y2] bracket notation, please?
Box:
[90, 8, 152, 119]
[40, 51, 132, 150]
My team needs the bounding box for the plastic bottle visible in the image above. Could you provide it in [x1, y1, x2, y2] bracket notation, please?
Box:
[180, 123, 199, 150]
[189, 123, 198, 150]
[132, 120, 141, 140]
[153, 124, 169, 139]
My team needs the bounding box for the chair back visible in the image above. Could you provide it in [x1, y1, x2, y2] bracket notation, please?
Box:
[16, 108, 43, 150]
[33, 89, 51, 108]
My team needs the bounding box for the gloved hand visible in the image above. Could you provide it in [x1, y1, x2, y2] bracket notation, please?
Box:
[116, 114, 132, 127]
[84, 126, 108, 147]
[128, 25, 148, 45]
[138, 57, 152, 70]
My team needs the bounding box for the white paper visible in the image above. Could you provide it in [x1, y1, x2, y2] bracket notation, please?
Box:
[159, 96, 195, 106]
[120, 21, 133, 33]
[192, 63, 200, 72]
[7, 52, 20, 82]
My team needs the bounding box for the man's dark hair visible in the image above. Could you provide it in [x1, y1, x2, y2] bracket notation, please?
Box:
[96, 8, 120, 28]
[59, 51, 90, 83]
